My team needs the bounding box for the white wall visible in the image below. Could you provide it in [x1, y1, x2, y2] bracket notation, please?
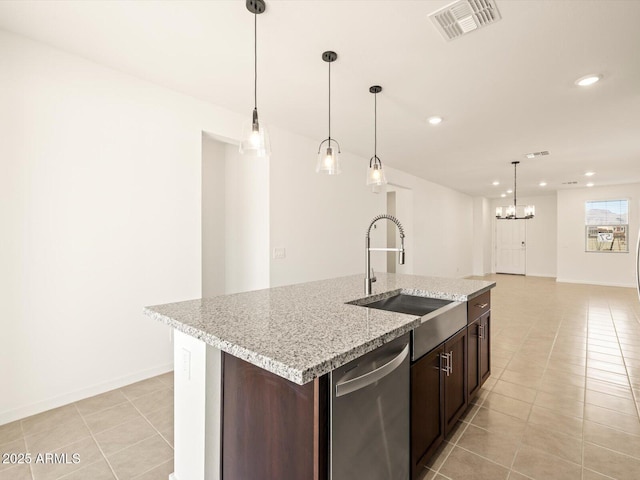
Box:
[0, 29, 477, 423]
[382, 169, 475, 279]
[202, 135, 226, 297]
[268, 136, 386, 287]
[223, 144, 269, 294]
[491, 195, 557, 278]
[472, 197, 493, 276]
[557, 184, 639, 287]
[0, 30, 249, 424]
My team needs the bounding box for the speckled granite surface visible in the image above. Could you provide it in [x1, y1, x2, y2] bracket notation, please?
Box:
[144, 273, 494, 385]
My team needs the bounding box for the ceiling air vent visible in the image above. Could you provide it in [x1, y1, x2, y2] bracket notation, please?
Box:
[525, 151, 550, 159]
[429, 0, 502, 41]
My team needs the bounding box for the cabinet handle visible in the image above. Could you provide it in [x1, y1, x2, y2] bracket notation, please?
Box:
[448, 351, 453, 375]
[440, 352, 448, 375]
[475, 303, 488, 309]
[479, 325, 485, 340]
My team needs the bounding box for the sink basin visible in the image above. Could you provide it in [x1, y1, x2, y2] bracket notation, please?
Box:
[361, 294, 452, 316]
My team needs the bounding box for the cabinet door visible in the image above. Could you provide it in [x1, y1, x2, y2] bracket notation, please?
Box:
[443, 328, 467, 435]
[467, 318, 480, 400]
[479, 312, 491, 385]
[411, 345, 444, 480]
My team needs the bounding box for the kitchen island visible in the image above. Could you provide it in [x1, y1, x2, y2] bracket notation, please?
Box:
[144, 273, 495, 480]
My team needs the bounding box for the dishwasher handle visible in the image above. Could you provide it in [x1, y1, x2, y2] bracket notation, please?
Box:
[335, 343, 409, 397]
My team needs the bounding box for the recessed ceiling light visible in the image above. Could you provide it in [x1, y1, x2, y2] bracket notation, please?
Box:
[585, 171, 595, 176]
[492, 181, 500, 186]
[586, 182, 594, 187]
[575, 74, 602, 87]
[500, 193, 506, 198]
[427, 116, 443, 125]
[507, 189, 513, 194]
[539, 181, 547, 187]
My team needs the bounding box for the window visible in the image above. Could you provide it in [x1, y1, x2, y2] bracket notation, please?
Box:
[585, 199, 629, 252]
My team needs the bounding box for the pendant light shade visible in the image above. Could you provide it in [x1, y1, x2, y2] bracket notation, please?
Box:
[366, 85, 388, 191]
[316, 139, 341, 175]
[496, 161, 535, 220]
[316, 51, 341, 175]
[240, 0, 270, 157]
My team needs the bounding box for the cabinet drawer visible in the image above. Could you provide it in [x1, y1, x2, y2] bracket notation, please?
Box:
[467, 291, 490, 322]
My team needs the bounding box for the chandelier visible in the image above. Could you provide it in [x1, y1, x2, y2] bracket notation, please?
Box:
[496, 161, 535, 220]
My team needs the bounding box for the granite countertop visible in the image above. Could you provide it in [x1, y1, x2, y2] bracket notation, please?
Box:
[144, 273, 495, 385]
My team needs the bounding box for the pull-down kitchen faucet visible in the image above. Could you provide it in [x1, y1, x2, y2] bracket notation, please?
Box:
[365, 214, 405, 295]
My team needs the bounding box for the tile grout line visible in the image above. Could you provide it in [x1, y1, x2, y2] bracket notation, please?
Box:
[70, 402, 120, 480]
[503, 307, 564, 478]
[608, 303, 640, 421]
[127, 394, 174, 451]
[18, 414, 35, 480]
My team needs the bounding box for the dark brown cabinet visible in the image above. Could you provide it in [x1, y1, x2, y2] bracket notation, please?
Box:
[468, 317, 481, 398]
[410, 327, 467, 480]
[467, 292, 491, 402]
[411, 291, 492, 478]
[411, 344, 444, 479]
[222, 353, 328, 480]
[443, 327, 468, 435]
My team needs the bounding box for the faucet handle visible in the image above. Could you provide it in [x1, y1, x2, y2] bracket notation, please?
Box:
[370, 267, 377, 283]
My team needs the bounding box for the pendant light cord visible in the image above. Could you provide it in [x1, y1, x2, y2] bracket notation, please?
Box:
[328, 60, 331, 142]
[374, 92, 377, 157]
[254, 13, 257, 111]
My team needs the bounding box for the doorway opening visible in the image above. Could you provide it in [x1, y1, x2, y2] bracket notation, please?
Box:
[201, 132, 269, 297]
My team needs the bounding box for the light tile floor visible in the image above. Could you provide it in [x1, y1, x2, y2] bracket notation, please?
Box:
[2, 275, 640, 480]
[420, 274, 640, 480]
[0, 372, 174, 480]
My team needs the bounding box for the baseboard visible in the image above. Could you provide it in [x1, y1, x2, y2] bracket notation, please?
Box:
[0, 362, 173, 426]
[556, 278, 636, 288]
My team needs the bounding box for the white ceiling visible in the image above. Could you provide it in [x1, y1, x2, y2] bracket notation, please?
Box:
[1, 0, 639, 198]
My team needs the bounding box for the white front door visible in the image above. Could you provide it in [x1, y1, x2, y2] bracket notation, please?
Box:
[496, 220, 526, 275]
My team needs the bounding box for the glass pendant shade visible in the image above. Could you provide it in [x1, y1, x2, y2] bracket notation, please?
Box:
[240, 2, 269, 158]
[524, 205, 535, 218]
[316, 141, 341, 175]
[239, 110, 270, 157]
[367, 159, 387, 186]
[317, 51, 341, 176]
[367, 86, 388, 191]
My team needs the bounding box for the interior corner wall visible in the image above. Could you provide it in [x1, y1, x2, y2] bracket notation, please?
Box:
[557, 183, 640, 287]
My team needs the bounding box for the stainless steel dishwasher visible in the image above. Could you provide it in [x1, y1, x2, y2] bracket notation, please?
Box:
[330, 333, 410, 480]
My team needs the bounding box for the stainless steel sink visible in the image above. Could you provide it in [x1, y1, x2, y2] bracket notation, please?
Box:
[360, 294, 452, 316]
[350, 292, 467, 361]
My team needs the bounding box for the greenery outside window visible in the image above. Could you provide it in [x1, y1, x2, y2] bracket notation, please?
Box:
[585, 199, 629, 252]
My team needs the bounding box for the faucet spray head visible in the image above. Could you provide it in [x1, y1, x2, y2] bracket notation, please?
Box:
[399, 237, 405, 265]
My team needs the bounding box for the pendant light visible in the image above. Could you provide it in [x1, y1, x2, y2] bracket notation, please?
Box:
[496, 161, 535, 219]
[239, 0, 270, 157]
[316, 51, 341, 175]
[367, 85, 388, 191]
